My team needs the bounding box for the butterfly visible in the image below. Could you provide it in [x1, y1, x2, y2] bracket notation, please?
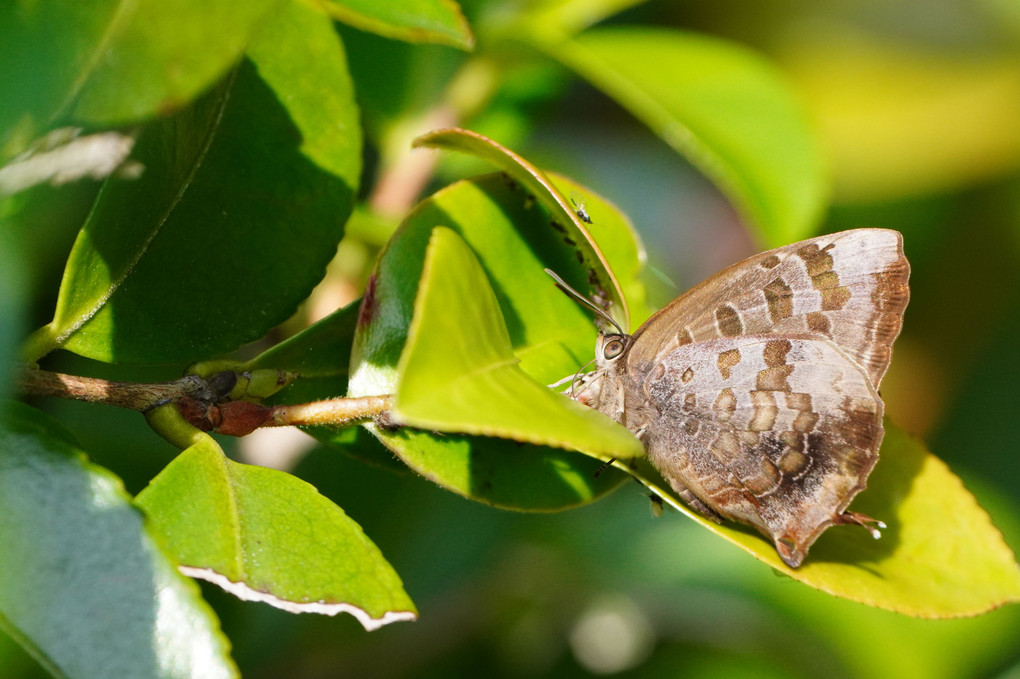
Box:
[555, 229, 910, 567]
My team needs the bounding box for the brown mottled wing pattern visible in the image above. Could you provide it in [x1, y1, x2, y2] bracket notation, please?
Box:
[625, 229, 909, 388]
[607, 229, 909, 567]
[638, 335, 883, 567]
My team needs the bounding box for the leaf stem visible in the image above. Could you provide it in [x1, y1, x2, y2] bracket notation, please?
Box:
[270, 395, 393, 428]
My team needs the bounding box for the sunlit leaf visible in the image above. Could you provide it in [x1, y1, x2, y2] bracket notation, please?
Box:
[413, 127, 630, 328]
[0, 0, 279, 154]
[546, 171, 653, 330]
[319, 0, 474, 50]
[0, 402, 236, 678]
[395, 226, 642, 458]
[349, 173, 640, 509]
[521, 0, 653, 37]
[246, 1, 362, 187]
[545, 27, 828, 247]
[628, 422, 1020, 617]
[135, 435, 417, 631]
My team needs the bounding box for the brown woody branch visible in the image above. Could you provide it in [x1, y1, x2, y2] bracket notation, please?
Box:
[18, 367, 212, 411]
[18, 367, 394, 437]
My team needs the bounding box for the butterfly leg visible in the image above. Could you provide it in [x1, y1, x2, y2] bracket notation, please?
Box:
[833, 510, 886, 540]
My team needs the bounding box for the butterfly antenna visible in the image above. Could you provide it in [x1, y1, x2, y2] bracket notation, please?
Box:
[544, 269, 624, 335]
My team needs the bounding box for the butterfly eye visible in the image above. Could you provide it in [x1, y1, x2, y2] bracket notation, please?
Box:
[603, 338, 625, 360]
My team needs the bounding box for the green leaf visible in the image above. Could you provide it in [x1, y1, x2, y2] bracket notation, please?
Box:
[520, 0, 651, 38]
[0, 402, 237, 678]
[319, 0, 474, 50]
[246, 1, 362, 188]
[0, 0, 280, 154]
[546, 171, 654, 330]
[246, 299, 360, 380]
[244, 300, 405, 470]
[30, 32, 359, 363]
[135, 435, 417, 631]
[413, 127, 631, 329]
[350, 173, 640, 509]
[395, 226, 643, 458]
[351, 173, 627, 393]
[547, 27, 828, 247]
[0, 228, 26, 398]
[635, 422, 1020, 617]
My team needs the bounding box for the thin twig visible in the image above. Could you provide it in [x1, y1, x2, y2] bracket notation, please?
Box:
[17, 367, 210, 412]
[18, 366, 395, 435]
[270, 395, 394, 428]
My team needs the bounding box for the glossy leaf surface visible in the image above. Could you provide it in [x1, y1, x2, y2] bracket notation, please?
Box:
[394, 226, 642, 457]
[348, 173, 643, 509]
[32, 9, 359, 364]
[630, 422, 1020, 617]
[0, 0, 280, 154]
[413, 127, 630, 328]
[319, 0, 474, 50]
[0, 402, 236, 678]
[136, 435, 417, 631]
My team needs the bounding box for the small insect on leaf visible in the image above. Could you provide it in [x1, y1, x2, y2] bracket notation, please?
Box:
[570, 191, 593, 224]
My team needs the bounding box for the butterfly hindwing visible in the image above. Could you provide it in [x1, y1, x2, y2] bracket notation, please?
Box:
[635, 334, 883, 566]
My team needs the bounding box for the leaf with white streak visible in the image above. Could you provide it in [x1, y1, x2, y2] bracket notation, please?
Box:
[135, 435, 416, 631]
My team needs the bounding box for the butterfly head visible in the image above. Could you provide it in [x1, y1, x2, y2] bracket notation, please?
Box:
[543, 268, 631, 416]
[569, 331, 631, 414]
[595, 332, 629, 367]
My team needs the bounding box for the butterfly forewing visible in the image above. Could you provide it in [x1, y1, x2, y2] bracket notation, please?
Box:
[625, 229, 909, 388]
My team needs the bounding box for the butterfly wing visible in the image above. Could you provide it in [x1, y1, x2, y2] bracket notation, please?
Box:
[625, 229, 909, 388]
[638, 334, 884, 567]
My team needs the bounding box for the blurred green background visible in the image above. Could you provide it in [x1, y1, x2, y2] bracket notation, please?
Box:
[3, 0, 1020, 677]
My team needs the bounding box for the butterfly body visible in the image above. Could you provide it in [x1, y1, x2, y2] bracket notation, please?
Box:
[572, 229, 909, 567]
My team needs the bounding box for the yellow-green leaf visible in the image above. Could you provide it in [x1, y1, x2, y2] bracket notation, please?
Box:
[348, 173, 638, 510]
[546, 171, 654, 330]
[318, 0, 474, 50]
[136, 435, 417, 631]
[413, 127, 630, 329]
[630, 422, 1020, 617]
[395, 226, 642, 459]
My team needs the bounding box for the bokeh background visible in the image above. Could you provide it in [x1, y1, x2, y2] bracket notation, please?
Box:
[3, 0, 1020, 677]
